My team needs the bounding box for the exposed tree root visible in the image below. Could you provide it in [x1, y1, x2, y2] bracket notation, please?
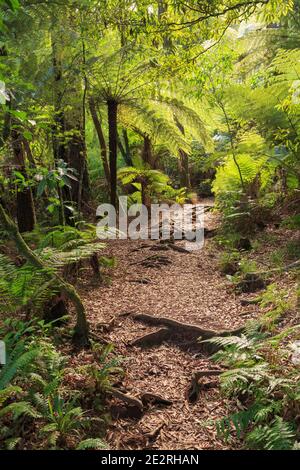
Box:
[192, 369, 224, 381]
[168, 243, 191, 254]
[129, 278, 152, 285]
[109, 388, 143, 411]
[187, 370, 223, 403]
[141, 392, 173, 407]
[129, 328, 171, 348]
[251, 259, 300, 275]
[145, 422, 165, 442]
[129, 313, 245, 341]
[150, 245, 170, 252]
[240, 297, 261, 306]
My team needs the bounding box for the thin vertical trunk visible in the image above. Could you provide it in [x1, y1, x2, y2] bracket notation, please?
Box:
[89, 97, 110, 185]
[118, 130, 133, 166]
[142, 135, 154, 168]
[122, 129, 132, 166]
[174, 116, 190, 188]
[107, 99, 118, 208]
[179, 149, 190, 188]
[66, 127, 89, 206]
[51, 31, 90, 215]
[11, 128, 36, 233]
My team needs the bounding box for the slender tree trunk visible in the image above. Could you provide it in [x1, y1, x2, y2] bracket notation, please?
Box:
[51, 33, 73, 226]
[142, 135, 154, 168]
[118, 129, 132, 166]
[66, 126, 90, 206]
[179, 149, 190, 188]
[107, 99, 118, 207]
[23, 138, 36, 169]
[118, 132, 133, 166]
[89, 97, 110, 185]
[11, 129, 36, 233]
[174, 117, 190, 188]
[51, 31, 90, 215]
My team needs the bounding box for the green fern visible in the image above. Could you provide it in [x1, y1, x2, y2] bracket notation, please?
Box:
[246, 417, 295, 450]
[76, 438, 108, 450]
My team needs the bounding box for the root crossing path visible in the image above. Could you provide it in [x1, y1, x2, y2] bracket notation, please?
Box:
[79, 208, 258, 450]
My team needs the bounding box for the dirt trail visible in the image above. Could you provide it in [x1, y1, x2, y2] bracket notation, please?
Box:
[79, 206, 259, 450]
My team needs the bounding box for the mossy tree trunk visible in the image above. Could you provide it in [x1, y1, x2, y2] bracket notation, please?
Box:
[0, 202, 90, 347]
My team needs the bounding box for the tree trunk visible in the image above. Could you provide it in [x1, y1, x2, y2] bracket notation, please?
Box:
[107, 99, 118, 207]
[51, 31, 90, 215]
[174, 116, 190, 188]
[11, 129, 36, 233]
[51, 33, 73, 226]
[142, 135, 154, 168]
[179, 149, 190, 188]
[118, 129, 132, 166]
[89, 97, 110, 185]
[66, 126, 90, 207]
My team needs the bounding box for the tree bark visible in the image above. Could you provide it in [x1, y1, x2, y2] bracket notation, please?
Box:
[89, 97, 110, 185]
[107, 99, 118, 207]
[142, 135, 154, 168]
[179, 149, 190, 188]
[11, 129, 36, 233]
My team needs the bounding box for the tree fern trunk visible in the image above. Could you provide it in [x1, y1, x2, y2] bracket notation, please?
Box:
[107, 99, 118, 207]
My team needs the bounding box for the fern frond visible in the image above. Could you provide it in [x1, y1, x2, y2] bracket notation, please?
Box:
[76, 438, 108, 450]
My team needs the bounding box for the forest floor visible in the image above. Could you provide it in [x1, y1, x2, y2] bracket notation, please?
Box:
[74, 199, 261, 450]
[71, 198, 298, 450]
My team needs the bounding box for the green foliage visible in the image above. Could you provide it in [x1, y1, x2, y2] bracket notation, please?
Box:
[118, 165, 187, 205]
[205, 282, 300, 450]
[0, 319, 117, 450]
[281, 214, 300, 229]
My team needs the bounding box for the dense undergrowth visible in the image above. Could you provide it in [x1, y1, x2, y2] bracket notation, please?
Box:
[0, 318, 122, 450]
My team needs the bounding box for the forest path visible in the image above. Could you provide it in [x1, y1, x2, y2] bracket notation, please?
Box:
[79, 202, 259, 450]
